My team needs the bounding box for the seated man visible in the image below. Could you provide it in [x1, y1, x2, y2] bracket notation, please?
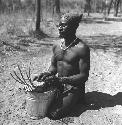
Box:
[34, 13, 90, 120]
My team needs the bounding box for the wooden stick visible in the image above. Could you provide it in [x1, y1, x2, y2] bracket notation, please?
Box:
[10, 73, 23, 84]
[13, 71, 25, 85]
[17, 65, 33, 90]
[25, 71, 35, 88]
[17, 65, 29, 87]
[28, 66, 33, 86]
[28, 66, 31, 79]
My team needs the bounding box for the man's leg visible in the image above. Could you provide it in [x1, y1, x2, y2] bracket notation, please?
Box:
[47, 89, 84, 120]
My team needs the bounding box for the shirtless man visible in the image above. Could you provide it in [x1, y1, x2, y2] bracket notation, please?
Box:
[34, 13, 90, 120]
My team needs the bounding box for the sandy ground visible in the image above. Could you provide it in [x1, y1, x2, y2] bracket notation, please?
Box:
[74, 16, 122, 125]
[0, 14, 122, 125]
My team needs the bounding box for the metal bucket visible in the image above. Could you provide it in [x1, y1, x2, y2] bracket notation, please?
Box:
[26, 89, 57, 120]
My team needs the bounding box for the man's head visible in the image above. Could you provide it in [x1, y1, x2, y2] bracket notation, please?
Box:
[58, 13, 83, 38]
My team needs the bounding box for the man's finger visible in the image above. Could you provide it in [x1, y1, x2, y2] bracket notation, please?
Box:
[41, 75, 49, 81]
[45, 76, 53, 80]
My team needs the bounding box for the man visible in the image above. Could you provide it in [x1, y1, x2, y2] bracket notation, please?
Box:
[34, 13, 90, 120]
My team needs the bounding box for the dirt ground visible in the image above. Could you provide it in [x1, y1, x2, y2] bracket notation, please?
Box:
[1, 13, 122, 125]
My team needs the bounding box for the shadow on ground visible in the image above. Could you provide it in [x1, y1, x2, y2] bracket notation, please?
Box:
[70, 91, 122, 117]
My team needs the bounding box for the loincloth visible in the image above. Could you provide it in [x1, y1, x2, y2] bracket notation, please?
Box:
[62, 83, 85, 97]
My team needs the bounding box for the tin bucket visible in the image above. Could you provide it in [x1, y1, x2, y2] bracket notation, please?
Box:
[26, 89, 57, 120]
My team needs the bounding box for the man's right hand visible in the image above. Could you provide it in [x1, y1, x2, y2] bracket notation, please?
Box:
[33, 72, 52, 82]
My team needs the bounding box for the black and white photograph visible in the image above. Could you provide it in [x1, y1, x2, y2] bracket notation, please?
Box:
[0, 0, 122, 124]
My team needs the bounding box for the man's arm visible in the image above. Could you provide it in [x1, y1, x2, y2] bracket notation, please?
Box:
[48, 45, 57, 75]
[64, 59, 89, 87]
[61, 46, 90, 87]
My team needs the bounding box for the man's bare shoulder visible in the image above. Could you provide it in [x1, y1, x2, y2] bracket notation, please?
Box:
[75, 39, 89, 49]
[75, 39, 90, 56]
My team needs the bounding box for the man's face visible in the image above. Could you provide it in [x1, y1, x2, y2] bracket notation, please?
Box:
[58, 17, 72, 38]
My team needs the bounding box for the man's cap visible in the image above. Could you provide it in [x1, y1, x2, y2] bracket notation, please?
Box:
[61, 13, 83, 25]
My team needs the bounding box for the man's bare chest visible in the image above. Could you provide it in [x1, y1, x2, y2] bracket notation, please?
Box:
[54, 47, 79, 63]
